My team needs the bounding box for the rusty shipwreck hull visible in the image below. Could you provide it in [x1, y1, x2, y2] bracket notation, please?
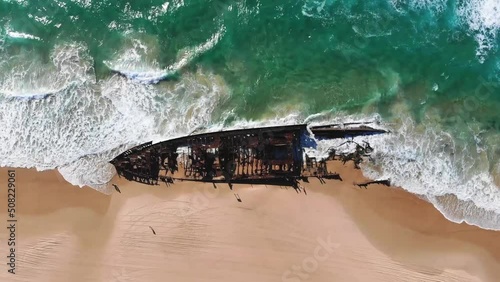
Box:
[110, 123, 386, 187]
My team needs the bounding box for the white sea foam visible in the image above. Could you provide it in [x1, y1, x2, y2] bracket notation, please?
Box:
[105, 26, 225, 84]
[103, 36, 165, 84]
[69, 0, 92, 9]
[390, 0, 447, 13]
[457, 0, 500, 63]
[147, 2, 170, 21]
[123, 2, 144, 20]
[0, 42, 230, 193]
[1, 0, 28, 6]
[7, 31, 41, 41]
[301, 0, 334, 19]
[0, 43, 93, 98]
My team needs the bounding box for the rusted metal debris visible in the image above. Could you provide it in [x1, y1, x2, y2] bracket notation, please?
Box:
[110, 123, 386, 189]
[333, 141, 374, 169]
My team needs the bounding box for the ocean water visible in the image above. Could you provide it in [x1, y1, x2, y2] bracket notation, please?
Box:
[0, 0, 499, 229]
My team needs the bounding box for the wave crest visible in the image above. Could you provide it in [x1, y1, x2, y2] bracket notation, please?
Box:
[105, 26, 225, 84]
[0, 42, 94, 99]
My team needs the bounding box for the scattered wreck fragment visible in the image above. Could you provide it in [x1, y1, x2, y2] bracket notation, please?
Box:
[355, 179, 391, 189]
[334, 141, 375, 169]
[110, 123, 386, 188]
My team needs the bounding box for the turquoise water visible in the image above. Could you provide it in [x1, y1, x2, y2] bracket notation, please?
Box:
[0, 0, 499, 229]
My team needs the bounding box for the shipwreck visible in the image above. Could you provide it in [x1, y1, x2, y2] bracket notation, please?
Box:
[110, 123, 386, 188]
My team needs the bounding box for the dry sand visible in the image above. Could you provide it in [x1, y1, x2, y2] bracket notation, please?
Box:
[0, 161, 499, 282]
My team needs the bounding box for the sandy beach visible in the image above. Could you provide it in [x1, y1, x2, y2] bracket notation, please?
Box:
[0, 161, 499, 282]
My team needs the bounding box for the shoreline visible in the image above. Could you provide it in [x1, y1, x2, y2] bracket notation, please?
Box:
[0, 162, 499, 281]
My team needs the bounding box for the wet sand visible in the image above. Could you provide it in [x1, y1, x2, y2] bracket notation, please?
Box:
[0, 161, 499, 282]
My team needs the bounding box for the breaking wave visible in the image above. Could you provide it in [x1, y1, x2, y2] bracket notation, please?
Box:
[6, 30, 41, 41]
[0, 43, 94, 99]
[0, 42, 230, 193]
[457, 0, 500, 62]
[360, 119, 499, 230]
[104, 26, 225, 84]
